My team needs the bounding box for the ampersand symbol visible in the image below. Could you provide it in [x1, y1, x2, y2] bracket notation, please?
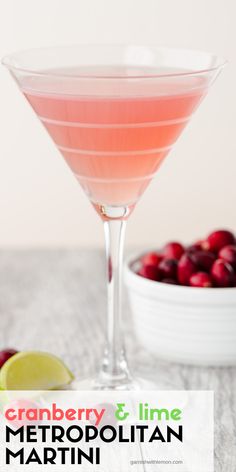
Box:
[115, 403, 129, 421]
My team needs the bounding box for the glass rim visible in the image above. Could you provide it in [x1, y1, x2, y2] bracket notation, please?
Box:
[1, 44, 227, 80]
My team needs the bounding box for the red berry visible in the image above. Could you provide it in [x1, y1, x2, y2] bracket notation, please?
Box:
[219, 245, 236, 270]
[187, 240, 205, 253]
[206, 230, 235, 253]
[211, 259, 234, 287]
[159, 258, 178, 279]
[190, 272, 213, 288]
[0, 349, 18, 369]
[178, 253, 197, 285]
[141, 252, 162, 267]
[138, 264, 160, 281]
[162, 242, 185, 260]
[187, 246, 200, 255]
[191, 250, 216, 271]
[162, 278, 178, 285]
[201, 240, 211, 251]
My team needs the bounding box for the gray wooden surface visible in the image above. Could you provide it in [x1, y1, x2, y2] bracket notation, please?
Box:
[0, 249, 235, 470]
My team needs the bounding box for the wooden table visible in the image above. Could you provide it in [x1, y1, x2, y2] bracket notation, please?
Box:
[0, 249, 235, 470]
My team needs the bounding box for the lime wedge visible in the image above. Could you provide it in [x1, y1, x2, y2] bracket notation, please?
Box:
[0, 351, 74, 390]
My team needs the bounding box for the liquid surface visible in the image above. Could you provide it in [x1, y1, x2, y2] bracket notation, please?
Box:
[22, 66, 208, 207]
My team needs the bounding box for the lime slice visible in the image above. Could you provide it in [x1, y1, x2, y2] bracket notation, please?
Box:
[0, 351, 74, 390]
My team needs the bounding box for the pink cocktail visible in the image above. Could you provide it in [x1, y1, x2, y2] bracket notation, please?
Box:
[23, 68, 207, 214]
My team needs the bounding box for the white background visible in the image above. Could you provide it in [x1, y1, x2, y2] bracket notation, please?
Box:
[0, 0, 235, 248]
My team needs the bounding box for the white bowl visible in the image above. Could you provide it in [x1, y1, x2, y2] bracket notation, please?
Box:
[124, 252, 236, 366]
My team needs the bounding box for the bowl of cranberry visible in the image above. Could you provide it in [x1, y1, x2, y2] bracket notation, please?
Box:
[124, 229, 236, 366]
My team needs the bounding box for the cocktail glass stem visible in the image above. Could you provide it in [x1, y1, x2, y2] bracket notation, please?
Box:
[95, 216, 133, 389]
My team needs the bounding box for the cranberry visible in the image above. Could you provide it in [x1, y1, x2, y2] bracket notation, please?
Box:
[178, 253, 197, 285]
[206, 230, 235, 253]
[201, 240, 211, 251]
[162, 242, 185, 260]
[138, 264, 160, 281]
[162, 278, 178, 285]
[191, 250, 216, 271]
[190, 272, 213, 288]
[0, 349, 18, 369]
[211, 259, 234, 287]
[141, 252, 162, 267]
[219, 245, 236, 270]
[187, 240, 205, 253]
[159, 258, 178, 279]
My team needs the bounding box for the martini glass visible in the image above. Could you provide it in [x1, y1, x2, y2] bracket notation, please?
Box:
[2, 45, 225, 390]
